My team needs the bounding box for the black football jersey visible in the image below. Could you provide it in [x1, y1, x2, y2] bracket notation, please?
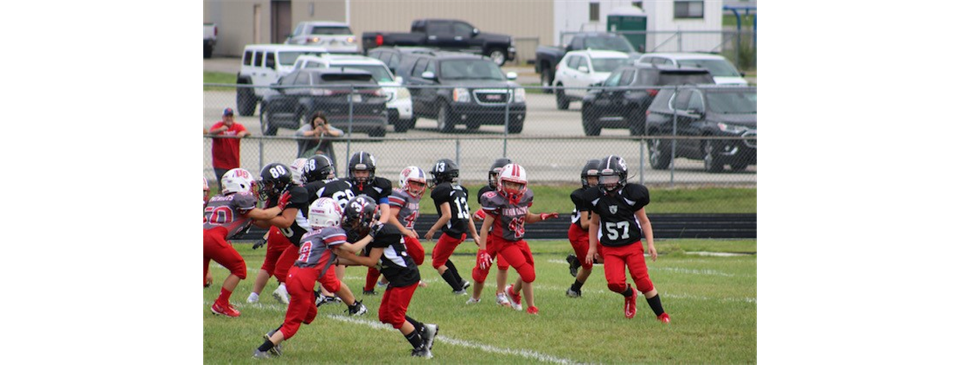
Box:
[265, 184, 312, 247]
[431, 182, 471, 236]
[569, 187, 593, 228]
[358, 224, 419, 287]
[585, 184, 651, 247]
[315, 178, 356, 211]
[352, 176, 393, 206]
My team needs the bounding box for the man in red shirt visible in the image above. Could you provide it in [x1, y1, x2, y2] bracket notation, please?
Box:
[208, 107, 250, 186]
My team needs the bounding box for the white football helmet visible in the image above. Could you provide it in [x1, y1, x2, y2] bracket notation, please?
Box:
[290, 158, 308, 185]
[203, 177, 210, 204]
[497, 163, 528, 205]
[309, 197, 343, 229]
[398, 166, 428, 198]
[221, 168, 255, 195]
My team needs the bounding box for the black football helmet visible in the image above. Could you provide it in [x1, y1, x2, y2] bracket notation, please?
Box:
[487, 158, 513, 189]
[598, 155, 628, 193]
[258, 162, 293, 200]
[302, 155, 335, 183]
[342, 195, 379, 234]
[348, 151, 377, 187]
[580, 159, 602, 188]
[429, 158, 459, 188]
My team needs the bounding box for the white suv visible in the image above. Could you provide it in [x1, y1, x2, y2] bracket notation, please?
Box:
[235, 44, 330, 116]
[635, 53, 748, 85]
[285, 21, 360, 54]
[293, 54, 415, 132]
[552, 50, 630, 110]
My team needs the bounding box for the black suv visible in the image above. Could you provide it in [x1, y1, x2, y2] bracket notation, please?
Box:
[260, 69, 389, 137]
[580, 64, 714, 136]
[366, 46, 437, 75]
[645, 85, 757, 172]
[399, 52, 526, 133]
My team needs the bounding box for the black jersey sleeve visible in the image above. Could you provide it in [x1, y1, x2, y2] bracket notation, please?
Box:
[373, 177, 393, 205]
[286, 186, 310, 210]
[583, 187, 603, 214]
[371, 224, 402, 249]
[624, 184, 651, 212]
[570, 189, 591, 213]
[431, 183, 452, 205]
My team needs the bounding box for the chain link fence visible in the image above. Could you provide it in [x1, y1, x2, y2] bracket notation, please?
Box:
[204, 83, 755, 188]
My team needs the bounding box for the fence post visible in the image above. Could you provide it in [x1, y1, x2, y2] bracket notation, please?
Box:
[503, 86, 511, 158]
[346, 84, 354, 177]
[670, 85, 678, 188]
[639, 137, 645, 185]
[456, 138, 461, 168]
[258, 137, 264, 175]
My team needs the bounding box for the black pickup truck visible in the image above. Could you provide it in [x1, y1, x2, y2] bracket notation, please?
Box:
[362, 19, 516, 66]
[535, 32, 641, 92]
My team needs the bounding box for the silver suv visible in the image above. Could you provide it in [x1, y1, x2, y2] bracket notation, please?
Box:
[285, 21, 359, 54]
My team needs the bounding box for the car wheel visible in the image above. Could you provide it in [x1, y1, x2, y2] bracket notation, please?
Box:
[648, 137, 672, 170]
[703, 138, 724, 173]
[369, 127, 386, 138]
[556, 84, 570, 110]
[394, 118, 411, 133]
[582, 105, 600, 136]
[541, 69, 553, 94]
[487, 48, 507, 66]
[236, 85, 257, 116]
[507, 118, 524, 134]
[260, 105, 278, 136]
[731, 162, 750, 171]
[437, 103, 455, 133]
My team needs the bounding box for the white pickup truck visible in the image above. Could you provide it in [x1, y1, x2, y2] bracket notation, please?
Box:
[204, 23, 217, 58]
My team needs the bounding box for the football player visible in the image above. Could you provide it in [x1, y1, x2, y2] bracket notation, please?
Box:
[388, 166, 428, 265]
[346, 151, 396, 295]
[469, 158, 514, 306]
[254, 162, 313, 305]
[424, 159, 481, 294]
[310, 155, 358, 290]
[204, 176, 212, 288]
[585, 155, 670, 323]
[565, 159, 603, 298]
[299, 154, 349, 304]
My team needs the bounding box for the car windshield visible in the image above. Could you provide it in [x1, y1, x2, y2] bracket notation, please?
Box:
[659, 72, 715, 85]
[677, 59, 740, 77]
[583, 37, 634, 53]
[311, 26, 352, 35]
[707, 90, 757, 114]
[440, 60, 505, 80]
[591, 57, 628, 72]
[334, 65, 395, 82]
[278, 51, 327, 66]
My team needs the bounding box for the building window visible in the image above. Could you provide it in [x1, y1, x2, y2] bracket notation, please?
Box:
[632, 2, 643, 10]
[589, 2, 600, 21]
[674, 0, 704, 19]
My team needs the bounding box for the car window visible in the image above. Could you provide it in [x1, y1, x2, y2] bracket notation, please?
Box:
[265, 52, 277, 70]
[336, 64, 395, 82]
[439, 59, 504, 80]
[388, 54, 400, 70]
[566, 56, 578, 69]
[618, 69, 635, 86]
[452, 22, 473, 37]
[677, 59, 740, 77]
[425, 61, 436, 75]
[571, 37, 584, 50]
[603, 70, 623, 87]
[592, 57, 629, 73]
[254, 51, 264, 67]
[651, 90, 676, 111]
[706, 89, 757, 114]
[583, 37, 634, 53]
[688, 90, 705, 112]
[659, 72, 714, 85]
[243, 51, 253, 66]
[637, 69, 657, 85]
[294, 72, 311, 85]
[278, 73, 297, 86]
[426, 21, 450, 34]
[310, 26, 352, 35]
[412, 58, 428, 77]
[673, 89, 692, 110]
[292, 23, 304, 36]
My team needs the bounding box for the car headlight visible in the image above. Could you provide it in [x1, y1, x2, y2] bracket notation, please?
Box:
[513, 88, 526, 103]
[346, 37, 355, 43]
[453, 88, 471, 103]
[718, 122, 748, 134]
[397, 87, 411, 100]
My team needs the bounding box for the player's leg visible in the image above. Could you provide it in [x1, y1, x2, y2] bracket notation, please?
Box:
[208, 233, 246, 316]
[495, 251, 509, 298]
[624, 241, 669, 322]
[250, 228, 288, 302]
[567, 229, 593, 297]
[271, 244, 299, 304]
[363, 267, 381, 294]
[405, 235, 425, 266]
[501, 243, 535, 312]
[468, 238, 499, 303]
[432, 232, 466, 292]
[602, 245, 638, 318]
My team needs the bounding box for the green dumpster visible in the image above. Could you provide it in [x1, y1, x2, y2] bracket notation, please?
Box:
[607, 6, 647, 52]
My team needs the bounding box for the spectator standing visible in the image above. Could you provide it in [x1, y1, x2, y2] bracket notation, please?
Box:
[208, 108, 250, 186]
[295, 111, 343, 169]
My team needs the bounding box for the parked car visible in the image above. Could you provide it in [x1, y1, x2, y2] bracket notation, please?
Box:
[398, 52, 526, 133]
[362, 19, 516, 66]
[259, 69, 388, 137]
[203, 23, 217, 58]
[285, 21, 360, 54]
[645, 85, 757, 172]
[366, 46, 437, 75]
[580, 64, 715, 136]
[235, 44, 331, 116]
[552, 50, 630, 110]
[536, 32, 641, 92]
[293, 54, 415, 132]
[636, 53, 748, 85]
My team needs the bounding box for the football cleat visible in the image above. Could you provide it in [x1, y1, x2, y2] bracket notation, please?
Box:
[247, 292, 260, 303]
[658, 313, 671, 324]
[465, 297, 481, 304]
[505, 285, 522, 311]
[418, 280, 428, 288]
[252, 349, 274, 359]
[526, 306, 539, 315]
[566, 288, 582, 298]
[566, 254, 580, 277]
[264, 331, 282, 356]
[625, 286, 638, 319]
[496, 292, 510, 307]
[273, 284, 290, 304]
[211, 301, 240, 317]
[461, 280, 471, 290]
[363, 289, 378, 295]
[421, 324, 439, 350]
[347, 300, 368, 316]
[411, 346, 433, 358]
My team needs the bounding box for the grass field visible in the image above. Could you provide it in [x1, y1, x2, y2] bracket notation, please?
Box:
[203, 239, 756, 364]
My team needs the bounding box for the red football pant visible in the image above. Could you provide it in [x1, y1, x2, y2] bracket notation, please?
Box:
[274, 243, 300, 284]
[260, 226, 293, 276]
[405, 235, 425, 266]
[431, 233, 466, 269]
[203, 227, 247, 286]
[279, 266, 320, 340]
[568, 223, 603, 270]
[379, 283, 418, 329]
[474, 237, 535, 284]
[601, 241, 654, 294]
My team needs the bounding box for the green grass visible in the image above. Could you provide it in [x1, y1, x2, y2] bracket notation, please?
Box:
[206, 184, 756, 215]
[204, 71, 236, 91]
[204, 239, 756, 364]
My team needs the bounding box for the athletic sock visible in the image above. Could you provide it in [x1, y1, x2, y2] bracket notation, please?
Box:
[620, 284, 634, 298]
[571, 279, 585, 292]
[257, 339, 275, 352]
[405, 316, 425, 334]
[440, 269, 461, 290]
[646, 294, 665, 316]
[446, 261, 464, 287]
[219, 287, 233, 303]
[404, 329, 424, 349]
[364, 268, 379, 291]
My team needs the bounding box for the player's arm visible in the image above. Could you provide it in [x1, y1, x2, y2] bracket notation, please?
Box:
[467, 212, 481, 245]
[263, 207, 298, 228]
[241, 206, 283, 221]
[425, 202, 452, 240]
[334, 247, 383, 268]
[587, 213, 600, 262]
[388, 205, 417, 238]
[337, 234, 375, 254]
[524, 211, 559, 224]
[635, 207, 657, 262]
[378, 201, 391, 224]
[477, 213, 494, 251]
[578, 211, 591, 230]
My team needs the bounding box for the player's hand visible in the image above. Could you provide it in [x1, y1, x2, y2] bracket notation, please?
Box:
[647, 244, 658, 262]
[476, 249, 493, 270]
[403, 228, 419, 239]
[586, 248, 597, 264]
[473, 235, 482, 247]
[277, 191, 292, 210]
[425, 229, 435, 241]
[473, 209, 486, 221]
[369, 222, 384, 238]
[252, 237, 267, 250]
[539, 212, 560, 220]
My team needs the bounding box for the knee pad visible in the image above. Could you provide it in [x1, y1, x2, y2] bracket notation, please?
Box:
[231, 262, 247, 279]
[472, 265, 489, 284]
[635, 278, 654, 294]
[517, 264, 536, 283]
[607, 282, 627, 293]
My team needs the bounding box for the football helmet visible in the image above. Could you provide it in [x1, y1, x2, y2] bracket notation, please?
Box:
[342, 195, 379, 233]
[487, 158, 513, 189]
[497, 163, 528, 205]
[398, 166, 428, 198]
[580, 159, 602, 188]
[308, 197, 343, 229]
[258, 163, 293, 200]
[429, 158, 459, 188]
[221, 168, 256, 195]
[203, 177, 210, 204]
[348, 151, 377, 187]
[290, 158, 308, 185]
[302, 155, 335, 183]
[598, 155, 628, 193]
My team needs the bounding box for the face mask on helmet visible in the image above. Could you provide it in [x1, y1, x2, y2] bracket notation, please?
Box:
[342, 195, 379, 234]
[581, 159, 601, 188]
[308, 197, 342, 230]
[487, 158, 512, 189]
[497, 163, 528, 205]
[349, 152, 377, 187]
[399, 166, 428, 198]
